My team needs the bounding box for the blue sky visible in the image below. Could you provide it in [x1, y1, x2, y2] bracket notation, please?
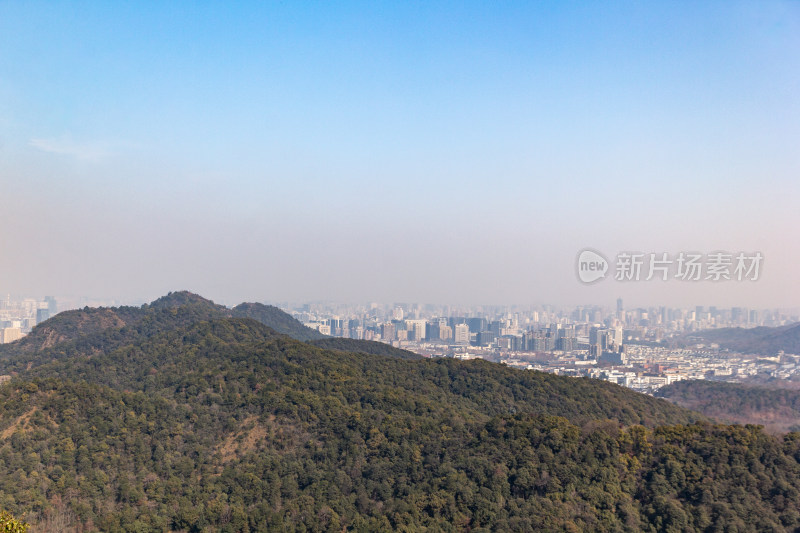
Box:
[1, 1, 798, 307]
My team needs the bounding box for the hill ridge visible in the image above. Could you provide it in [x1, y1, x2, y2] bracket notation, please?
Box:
[1, 292, 795, 532]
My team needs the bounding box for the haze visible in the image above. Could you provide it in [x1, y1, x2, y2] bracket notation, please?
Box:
[1, 2, 798, 309]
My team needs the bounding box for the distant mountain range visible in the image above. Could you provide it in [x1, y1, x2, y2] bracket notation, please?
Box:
[657, 379, 800, 433]
[678, 322, 800, 355]
[0, 292, 799, 531]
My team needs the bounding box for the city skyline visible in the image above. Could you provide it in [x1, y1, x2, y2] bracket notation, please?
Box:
[4, 290, 799, 319]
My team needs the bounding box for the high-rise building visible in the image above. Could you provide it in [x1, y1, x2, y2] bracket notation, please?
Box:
[467, 317, 487, 335]
[381, 323, 396, 341]
[330, 317, 344, 336]
[454, 323, 470, 344]
[532, 334, 551, 352]
[36, 308, 49, 324]
[613, 326, 623, 349]
[497, 335, 522, 351]
[406, 319, 427, 342]
[589, 327, 610, 358]
[45, 296, 57, 316]
[477, 330, 496, 346]
[556, 336, 575, 351]
[427, 322, 441, 341]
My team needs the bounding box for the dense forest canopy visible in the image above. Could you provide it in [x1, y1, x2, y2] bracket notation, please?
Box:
[0, 293, 797, 532]
[658, 379, 800, 433]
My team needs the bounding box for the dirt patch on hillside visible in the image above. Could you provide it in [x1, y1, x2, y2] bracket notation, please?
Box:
[0, 408, 38, 440]
[216, 415, 270, 463]
[0, 403, 59, 440]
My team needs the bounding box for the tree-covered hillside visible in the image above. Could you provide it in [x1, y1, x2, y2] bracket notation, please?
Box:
[231, 302, 325, 342]
[678, 323, 800, 356]
[0, 292, 324, 359]
[657, 379, 800, 433]
[307, 337, 420, 360]
[0, 294, 798, 532]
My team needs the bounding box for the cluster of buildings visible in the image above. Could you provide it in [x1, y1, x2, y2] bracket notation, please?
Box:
[293, 299, 800, 393]
[0, 296, 57, 343]
[505, 344, 800, 394]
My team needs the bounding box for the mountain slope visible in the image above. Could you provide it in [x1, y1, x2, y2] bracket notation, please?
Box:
[231, 302, 324, 341]
[308, 337, 420, 359]
[6, 305, 143, 354]
[680, 323, 800, 355]
[0, 292, 328, 371]
[657, 379, 800, 433]
[17, 315, 695, 428]
[0, 293, 798, 531]
[0, 292, 437, 376]
[0, 371, 797, 532]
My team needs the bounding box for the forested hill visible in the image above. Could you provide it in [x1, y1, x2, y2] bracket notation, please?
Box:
[678, 322, 800, 355]
[0, 294, 799, 531]
[6, 305, 143, 354]
[307, 337, 420, 359]
[657, 379, 800, 433]
[231, 302, 325, 342]
[0, 291, 324, 363]
[12, 313, 696, 428]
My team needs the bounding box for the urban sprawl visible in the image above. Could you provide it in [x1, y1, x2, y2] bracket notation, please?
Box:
[3, 296, 799, 395]
[295, 299, 800, 394]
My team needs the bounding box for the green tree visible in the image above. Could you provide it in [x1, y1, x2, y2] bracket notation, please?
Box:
[0, 510, 28, 532]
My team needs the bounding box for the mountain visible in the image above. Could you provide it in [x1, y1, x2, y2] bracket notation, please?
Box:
[0, 293, 799, 531]
[145, 290, 219, 310]
[0, 291, 326, 367]
[7, 305, 143, 354]
[10, 313, 697, 428]
[679, 323, 800, 355]
[657, 379, 800, 433]
[231, 302, 325, 341]
[307, 337, 420, 359]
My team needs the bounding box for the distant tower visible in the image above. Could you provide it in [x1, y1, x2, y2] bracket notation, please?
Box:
[616, 298, 624, 320]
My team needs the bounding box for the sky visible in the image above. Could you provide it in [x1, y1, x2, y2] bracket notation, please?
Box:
[1, 1, 798, 309]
